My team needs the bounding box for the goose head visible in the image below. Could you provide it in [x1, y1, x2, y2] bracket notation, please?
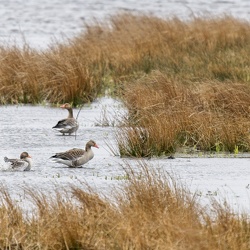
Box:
[60, 103, 74, 118]
[86, 140, 99, 150]
[20, 152, 31, 160]
[60, 103, 72, 110]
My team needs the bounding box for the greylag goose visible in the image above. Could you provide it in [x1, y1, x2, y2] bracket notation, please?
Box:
[4, 152, 32, 171]
[52, 103, 79, 135]
[50, 140, 99, 168]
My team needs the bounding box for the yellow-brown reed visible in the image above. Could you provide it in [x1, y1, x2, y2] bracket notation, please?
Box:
[0, 14, 250, 105]
[0, 44, 101, 105]
[118, 71, 250, 156]
[0, 162, 249, 249]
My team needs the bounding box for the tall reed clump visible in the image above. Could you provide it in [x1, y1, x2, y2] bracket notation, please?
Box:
[117, 71, 250, 156]
[76, 14, 250, 82]
[38, 44, 102, 105]
[1, 14, 250, 105]
[0, 45, 43, 104]
[0, 43, 102, 105]
[0, 162, 250, 249]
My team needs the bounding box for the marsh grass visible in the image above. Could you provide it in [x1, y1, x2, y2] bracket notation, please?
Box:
[0, 162, 249, 249]
[1, 14, 250, 105]
[118, 71, 250, 156]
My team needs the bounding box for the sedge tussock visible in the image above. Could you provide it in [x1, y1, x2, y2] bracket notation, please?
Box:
[0, 164, 249, 249]
[0, 14, 250, 105]
[118, 71, 250, 156]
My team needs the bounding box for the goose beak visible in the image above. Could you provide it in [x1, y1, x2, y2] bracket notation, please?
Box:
[94, 144, 99, 149]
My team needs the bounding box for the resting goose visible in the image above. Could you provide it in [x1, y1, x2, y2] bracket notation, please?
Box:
[4, 152, 32, 171]
[52, 103, 79, 135]
[50, 140, 99, 168]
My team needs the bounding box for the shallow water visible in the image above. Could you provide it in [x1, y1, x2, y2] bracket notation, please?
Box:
[0, 97, 126, 208]
[0, 0, 250, 49]
[1, 97, 250, 213]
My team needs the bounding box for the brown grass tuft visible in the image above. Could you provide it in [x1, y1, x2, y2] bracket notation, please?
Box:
[1, 14, 250, 105]
[0, 163, 249, 249]
[118, 71, 250, 156]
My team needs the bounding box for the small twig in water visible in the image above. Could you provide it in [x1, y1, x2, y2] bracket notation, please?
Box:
[75, 104, 85, 140]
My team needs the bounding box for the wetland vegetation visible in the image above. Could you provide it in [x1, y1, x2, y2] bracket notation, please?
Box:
[1, 13, 250, 249]
[1, 162, 250, 250]
[1, 14, 250, 155]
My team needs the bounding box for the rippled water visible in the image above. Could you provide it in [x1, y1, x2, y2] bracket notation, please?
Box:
[0, 0, 249, 48]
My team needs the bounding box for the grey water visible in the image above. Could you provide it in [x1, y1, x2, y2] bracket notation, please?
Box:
[0, 98, 126, 203]
[0, 0, 249, 49]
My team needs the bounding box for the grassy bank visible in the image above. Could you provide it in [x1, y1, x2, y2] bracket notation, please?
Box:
[0, 162, 250, 249]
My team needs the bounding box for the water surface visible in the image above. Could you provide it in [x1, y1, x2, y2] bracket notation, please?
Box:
[0, 0, 249, 48]
[1, 97, 250, 213]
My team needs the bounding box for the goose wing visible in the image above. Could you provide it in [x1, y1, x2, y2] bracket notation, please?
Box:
[53, 118, 78, 129]
[4, 157, 26, 168]
[4, 157, 16, 163]
[51, 148, 85, 161]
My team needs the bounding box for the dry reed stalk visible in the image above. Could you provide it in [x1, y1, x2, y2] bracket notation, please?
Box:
[111, 161, 204, 249]
[0, 185, 26, 249]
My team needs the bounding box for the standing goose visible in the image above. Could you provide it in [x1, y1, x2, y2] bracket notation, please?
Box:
[50, 140, 99, 168]
[52, 103, 79, 135]
[4, 152, 32, 171]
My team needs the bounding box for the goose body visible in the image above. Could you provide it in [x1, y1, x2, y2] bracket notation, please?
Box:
[53, 103, 79, 135]
[50, 140, 99, 168]
[4, 152, 32, 171]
